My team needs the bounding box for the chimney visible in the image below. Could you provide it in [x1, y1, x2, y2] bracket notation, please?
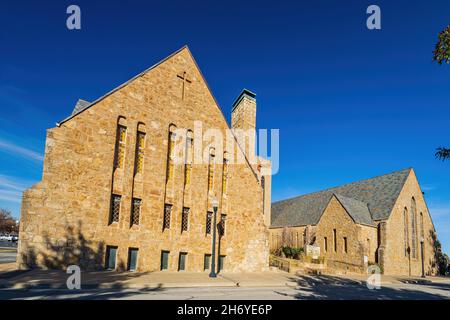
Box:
[231, 89, 257, 161]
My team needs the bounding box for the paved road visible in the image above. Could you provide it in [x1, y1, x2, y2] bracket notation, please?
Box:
[1, 281, 449, 300]
[0, 247, 17, 265]
[0, 241, 18, 248]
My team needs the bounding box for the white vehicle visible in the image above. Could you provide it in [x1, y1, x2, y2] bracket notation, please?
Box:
[12, 235, 18, 242]
[4, 235, 13, 241]
[0, 234, 6, 241]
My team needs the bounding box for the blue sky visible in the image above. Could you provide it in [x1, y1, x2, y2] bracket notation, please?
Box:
[0, 1, 449, 252]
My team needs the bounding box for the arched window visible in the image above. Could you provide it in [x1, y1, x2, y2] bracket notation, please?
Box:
[411, 198, 418, 258]
[403, 207, 409, 257]
[114, 117, 127, 170]
[135, 123, 146, 175]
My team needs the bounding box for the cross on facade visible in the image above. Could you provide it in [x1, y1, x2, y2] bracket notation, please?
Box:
[177, 71, 191, 100]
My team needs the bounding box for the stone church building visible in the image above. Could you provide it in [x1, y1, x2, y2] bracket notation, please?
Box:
[18, 46, 271, 272]
[270, 168, 438, 276]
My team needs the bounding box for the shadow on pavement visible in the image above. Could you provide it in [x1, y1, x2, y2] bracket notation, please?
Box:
[287, 275, 450, 300]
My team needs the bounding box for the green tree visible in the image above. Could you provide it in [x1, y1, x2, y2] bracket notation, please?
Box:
[433, 26, 450, 160]
[433, 25, 450, 64]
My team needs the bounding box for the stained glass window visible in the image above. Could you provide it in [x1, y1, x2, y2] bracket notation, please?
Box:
[404, 207, 409, 257]
[411, 198, 418, 258]
[185, 137, 193, 185]
[222, 158, 228, 195]
[135, 132, 145, 174]
[208, 153, 215, 192]
[166, 132, 176, 181]
[115, 125, 127, 169]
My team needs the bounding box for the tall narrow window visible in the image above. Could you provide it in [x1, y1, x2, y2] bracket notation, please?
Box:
[333, 229, 337, 252]
[131, 198, 141, 226]
[161, 250, 169, 270]
[208, 152, 215, 192]
[181, 207, 189, 232]
[178, 252, 187, 271]
[367, 238, 371, 256]
[420, 212, 424, 238]
[135, 131, 145, 174]
[204, 254, 211, 271]
[404, 207, 409, 257]
[411, 198, 418, 258]
[324, 237, 328, 252]
[218, 255, 226, 272]
[163, 204, 172, 230]
[185, 136, 193, 185]
[105, 246, 118, 270]
[115, 125, 127, 169]
[127, 248, 138, 271]
[219, 214, 226, 236]
[110, 195, 121, 224]
[166, 131, 176, 182]
[343, 237, 348, 253]
[222, 157, 228, 195]
[206, 212, 212, 234]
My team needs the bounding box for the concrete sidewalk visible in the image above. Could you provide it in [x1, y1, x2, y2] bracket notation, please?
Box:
[0, 266, 294, 290]
[1, 263, 449, 290]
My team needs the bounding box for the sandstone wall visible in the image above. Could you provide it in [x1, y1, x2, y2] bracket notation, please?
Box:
[18, 47, 269, 272]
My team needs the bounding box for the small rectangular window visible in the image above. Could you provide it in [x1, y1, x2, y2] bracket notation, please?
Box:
[181, 207, 189, 232]
[105, 246, 118, 270]
[324, 237, 328, 252]
[131, 198, 141, 226]
[206, 212, 212, 234]
[161, 250, 170, 270]
[128, 248, 138, 271]
[204, 254, 211, 271]
[178, 252, 187, 271]
[343, 237, 348, 254]
[110, 195, 121, 224]
[163, 204, 172, 230]
[218, 255, 226, 272]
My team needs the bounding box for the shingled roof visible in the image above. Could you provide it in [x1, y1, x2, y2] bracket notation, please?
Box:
[271, 168, 412, 228]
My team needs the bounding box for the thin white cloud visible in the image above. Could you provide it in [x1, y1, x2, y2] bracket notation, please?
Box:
[0, 175, 30, 191]
[0, 175, 35, 204]
[0, 138, 44, 162]
[0, 189, 22, 203]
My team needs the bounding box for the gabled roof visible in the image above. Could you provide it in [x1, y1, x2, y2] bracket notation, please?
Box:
[334, 194, 375, 226]
[271, 168, 412, 228]
[57, 45, 192, 126]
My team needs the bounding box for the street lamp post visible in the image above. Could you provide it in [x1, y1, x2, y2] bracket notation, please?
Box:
[420, 237, 425, 278]
[209, 198, 219, 278]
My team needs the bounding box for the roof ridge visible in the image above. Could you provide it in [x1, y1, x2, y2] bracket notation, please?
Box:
[272, 168, 412, 205]
[57, 45, 190, 126]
